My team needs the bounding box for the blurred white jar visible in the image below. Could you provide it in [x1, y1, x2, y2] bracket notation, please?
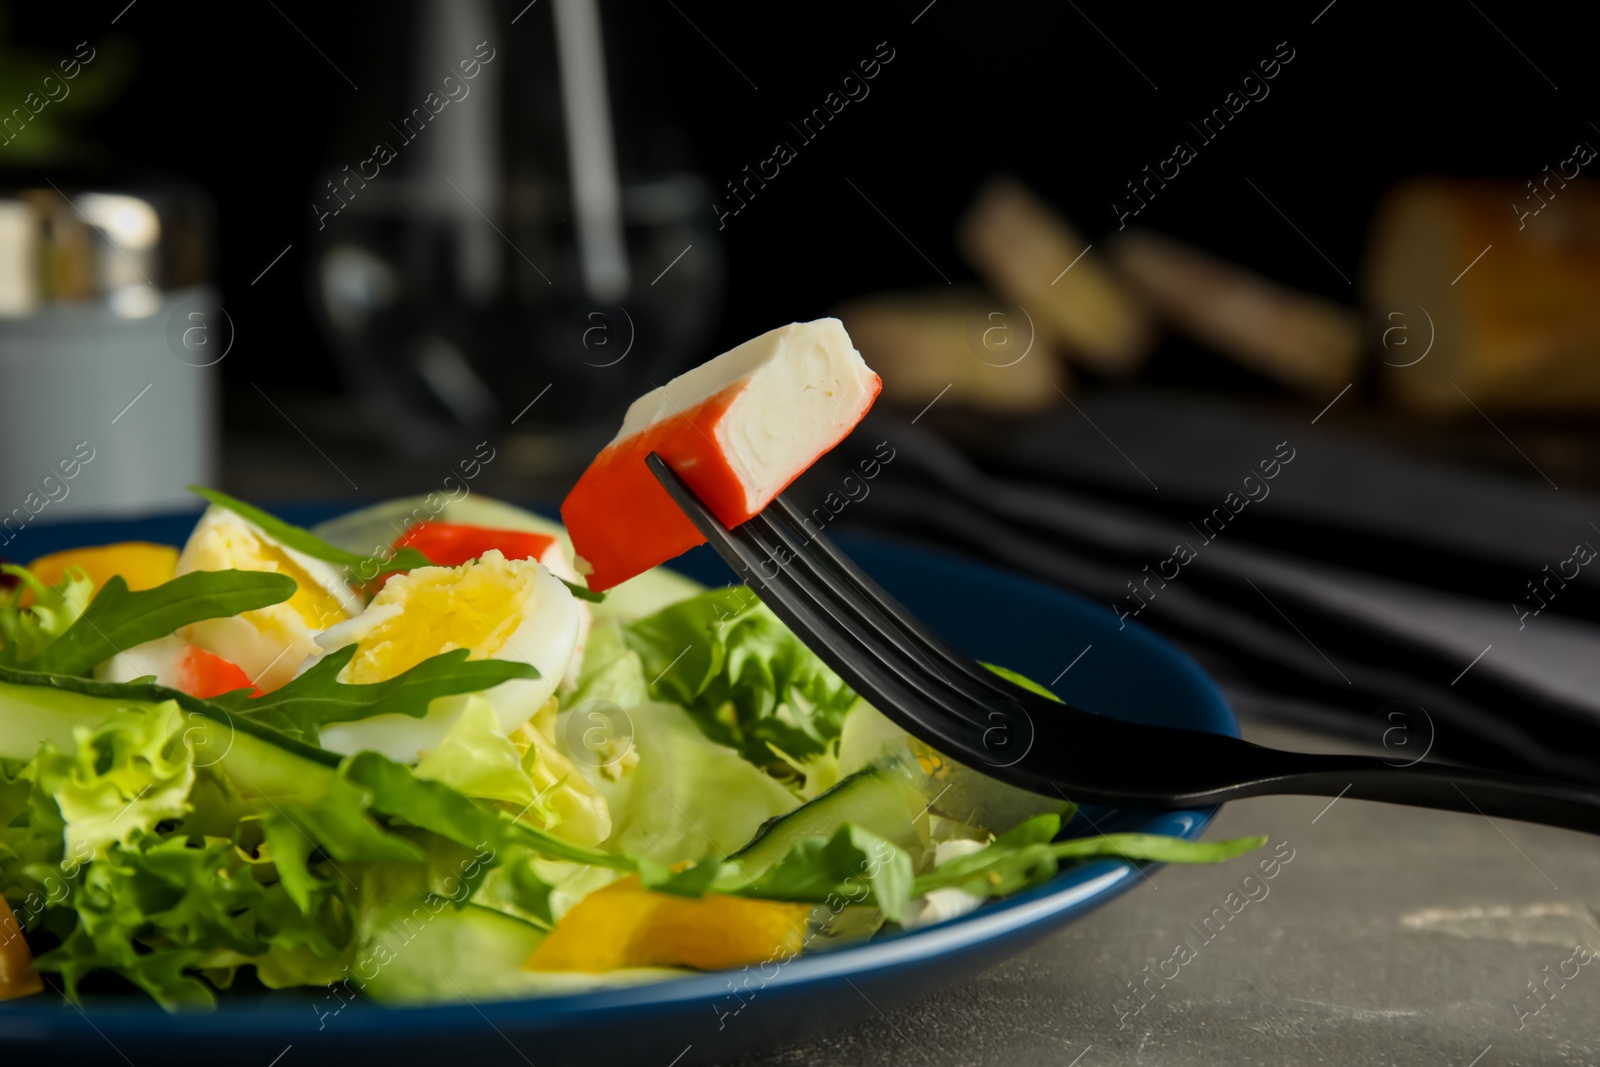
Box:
[0, 186, 218, 525]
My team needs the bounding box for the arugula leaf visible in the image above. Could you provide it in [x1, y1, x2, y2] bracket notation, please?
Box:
[912, 814, 1266, 898]
[624, 587, 857, 767]
[189, 485, 432, 579]
[1045, 831, 1267, 865]
[0, 665, 341, 781]
[26, 570, 297, 677]
[982, 662, 1062, 702]
[470, 842, 559, 926]
[0, 563, 92, 666]
[340, 750, 634, 871]
[558, 577, 606, 603]
[640, 851, 732, 899]
[211, 645, 540, 746]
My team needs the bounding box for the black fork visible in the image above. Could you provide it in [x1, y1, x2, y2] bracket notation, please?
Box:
[647, 453, 1600, 835]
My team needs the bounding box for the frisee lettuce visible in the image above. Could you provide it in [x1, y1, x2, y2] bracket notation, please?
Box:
[34, 832, 351, 1010]
[623, 587, 857, 768]
[0, 563, 93, 665]
[31, 700, 195, 864]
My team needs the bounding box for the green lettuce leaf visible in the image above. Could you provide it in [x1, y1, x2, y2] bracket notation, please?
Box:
[468, 842, 560, 927]
[414, 697, 611, 848]
[623, 587, 856, 769]
[578, 699, 800, 868]
[638, 851, 728, 898]
[414, 697, 542, 809]
[569, 619, 648, 709]
[1, 563, 94, 666]
[24, 570, 297, 677]
[212, 645, 539, 746]
[566, 621, 800, 865]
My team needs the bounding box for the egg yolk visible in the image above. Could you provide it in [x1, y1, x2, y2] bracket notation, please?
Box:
[186, 522, 350, 630]
[344, 552, 535, 684]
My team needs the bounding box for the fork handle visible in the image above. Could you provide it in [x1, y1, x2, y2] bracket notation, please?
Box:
[1197, 752, 1600, 836]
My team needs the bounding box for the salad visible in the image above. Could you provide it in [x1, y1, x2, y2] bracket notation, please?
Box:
[0, 488, 1261, 1010]
[1, 320, 1262, 1010]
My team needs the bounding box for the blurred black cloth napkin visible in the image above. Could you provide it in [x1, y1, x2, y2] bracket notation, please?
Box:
[802, 392, 1600, 787]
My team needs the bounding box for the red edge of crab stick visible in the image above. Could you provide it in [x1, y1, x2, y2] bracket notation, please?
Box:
[561, 319, 882, 591]
[175, 644, 260, 700]
[378, 522, 561, 586]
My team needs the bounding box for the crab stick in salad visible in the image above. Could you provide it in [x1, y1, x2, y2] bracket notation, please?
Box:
[561, 318, 881, 592]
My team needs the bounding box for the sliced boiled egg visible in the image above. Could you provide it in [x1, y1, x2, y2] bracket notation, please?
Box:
[175, 505, 365, 692]
[315, 549, 579, 763]
[95, 634, 258, 699]
[387, 520, 590, 687]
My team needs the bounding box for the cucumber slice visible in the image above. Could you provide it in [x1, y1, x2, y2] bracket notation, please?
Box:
[839, 697, 1072, 836]
[358, 899, 685, 1004]
[730, 764, 928, 877]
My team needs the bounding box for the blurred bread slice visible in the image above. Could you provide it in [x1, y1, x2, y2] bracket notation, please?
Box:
[1109, 230, 1360, 395]
[958, 178, 1151, 375]
[837, 287, 1066, 414]
[1364, 176, 1600, 412]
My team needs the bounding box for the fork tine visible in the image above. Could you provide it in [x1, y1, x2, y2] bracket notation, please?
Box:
[721, 519, 998, 752]
[768, 494, 1054, 705]
[645, 455, 998, 751]
[753, 501, 1038, 712]
[736, 508, 995, 728]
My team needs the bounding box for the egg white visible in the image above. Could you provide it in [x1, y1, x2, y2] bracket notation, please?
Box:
[316, 553, 580, 763]
[176, 506, 365, 691]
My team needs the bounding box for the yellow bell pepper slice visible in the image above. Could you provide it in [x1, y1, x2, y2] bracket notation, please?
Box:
[526, 876, 811, 973]
[1, 897, 43, 1001]
[27, 542, 179, 598]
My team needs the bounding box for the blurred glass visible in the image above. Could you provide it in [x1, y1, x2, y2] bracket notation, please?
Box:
[307, 0, 724, 471]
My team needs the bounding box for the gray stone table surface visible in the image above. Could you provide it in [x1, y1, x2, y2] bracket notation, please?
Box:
[729, 720, 1600, 1067]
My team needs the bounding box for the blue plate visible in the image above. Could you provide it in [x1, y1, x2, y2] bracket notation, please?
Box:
[0, 509, 1236, 1065]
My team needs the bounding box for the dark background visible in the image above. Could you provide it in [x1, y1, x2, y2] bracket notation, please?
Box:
[6, 0, 1591, 404]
